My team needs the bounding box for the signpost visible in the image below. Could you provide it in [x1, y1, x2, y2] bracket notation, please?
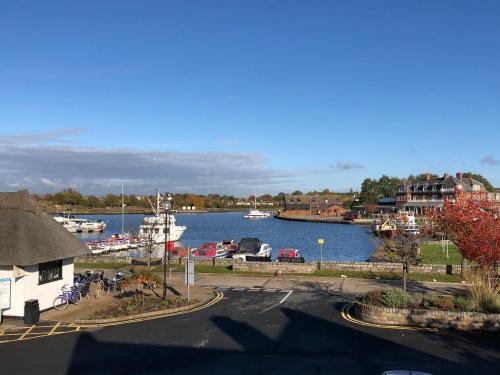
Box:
[317, 239, 324, 270]
[185, 250, 194, 302]
[0, 278, 11, 324]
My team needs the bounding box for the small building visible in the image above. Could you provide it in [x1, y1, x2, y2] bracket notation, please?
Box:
[284, 194, 345, 216]
[0, 192, 89, 320]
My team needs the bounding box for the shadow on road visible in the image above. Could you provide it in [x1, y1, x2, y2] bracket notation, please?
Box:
[63, 304, 500, 375]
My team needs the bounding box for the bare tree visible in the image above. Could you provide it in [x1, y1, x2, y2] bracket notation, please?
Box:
[380, 227, 423, 292]
[141, 223, 157, 270]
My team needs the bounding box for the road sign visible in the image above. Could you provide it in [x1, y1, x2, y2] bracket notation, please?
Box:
[185, 257, 194, 286]
[0, 278, 11, 310]
[318, 238, 324, 245]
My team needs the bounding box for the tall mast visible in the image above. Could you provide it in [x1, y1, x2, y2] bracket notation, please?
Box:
[156, 189, 160, 216]
[121, 184, 124, 235]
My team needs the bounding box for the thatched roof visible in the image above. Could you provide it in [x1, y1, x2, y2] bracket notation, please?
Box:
[0, 191, 90, 266]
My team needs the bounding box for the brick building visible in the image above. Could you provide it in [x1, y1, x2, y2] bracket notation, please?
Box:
[283, 194, 346, 216]
[396, 172, 499, 213]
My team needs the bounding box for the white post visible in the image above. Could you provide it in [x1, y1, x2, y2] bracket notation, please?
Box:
[187, 250, 191, 302]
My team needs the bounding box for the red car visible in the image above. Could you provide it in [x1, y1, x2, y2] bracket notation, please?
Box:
[343, 213, 358, 221]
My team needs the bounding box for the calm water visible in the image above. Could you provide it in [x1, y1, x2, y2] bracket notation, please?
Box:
[75, 212, 377, 261]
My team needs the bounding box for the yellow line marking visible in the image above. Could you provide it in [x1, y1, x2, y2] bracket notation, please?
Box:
[0, 291, 224, 344]
[89, 291, 224, 328]
[48, 322, 60, 335]
[340, 303, 436, 331]
[18, 325, 35, 340]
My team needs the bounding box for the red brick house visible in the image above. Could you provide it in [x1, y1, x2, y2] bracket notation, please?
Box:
[396, 172, 495, 213]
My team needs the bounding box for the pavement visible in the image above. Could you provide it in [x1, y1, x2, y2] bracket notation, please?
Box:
[0, 286, 498, 374]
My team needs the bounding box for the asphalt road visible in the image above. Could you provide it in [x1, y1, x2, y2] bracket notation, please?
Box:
[0, 289, 498, 375]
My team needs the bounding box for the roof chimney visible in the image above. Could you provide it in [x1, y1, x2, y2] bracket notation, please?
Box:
[456, 172, 462, 181]
[443, 173, 449, 179]
[426, 174, 432, 181]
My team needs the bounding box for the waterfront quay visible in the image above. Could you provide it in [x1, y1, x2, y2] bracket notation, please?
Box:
[275, 213, 373, 225]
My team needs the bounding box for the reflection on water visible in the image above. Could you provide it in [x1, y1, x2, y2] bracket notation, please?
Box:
[75, 212, 377, 261]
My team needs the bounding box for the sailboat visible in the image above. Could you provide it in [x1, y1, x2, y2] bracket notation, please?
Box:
[243, 195, 271, 219]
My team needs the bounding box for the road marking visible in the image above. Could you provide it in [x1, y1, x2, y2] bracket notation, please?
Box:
[279, 290, 293, 304]
[48, 322, 60, 336]
[18, 325, 34, 340]
[340, 303, 436, 331]
[232, 287, 247, 291]
[248, 288, 262, 291]
[263, 289, 278, 292]
[217, 287, 229, 291]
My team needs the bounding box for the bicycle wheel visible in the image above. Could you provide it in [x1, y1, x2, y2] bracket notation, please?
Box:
[72, 291, 82, 305]
[53, 295, 69, 311]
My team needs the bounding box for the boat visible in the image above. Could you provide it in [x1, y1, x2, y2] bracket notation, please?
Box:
[222, 240, 239, 254]
[277, 248, 305, 263]
[395, 210, 420, 236]
[371, 218, 397, 238]
[138, 191, 187, 244]
[53, 213, 106, 233]
[243, 195, 271, 219]
[192, 242, 228, 258]
[232, 238, 272, 261]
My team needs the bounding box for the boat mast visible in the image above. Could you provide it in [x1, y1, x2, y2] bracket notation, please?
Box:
[156, 189, 160, 216]
[121, 184, 124, 235]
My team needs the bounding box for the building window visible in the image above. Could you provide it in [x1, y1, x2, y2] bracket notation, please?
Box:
[38, 260, 63, 284]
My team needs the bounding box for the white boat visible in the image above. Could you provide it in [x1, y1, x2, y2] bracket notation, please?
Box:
[395, 210, 420, 235]
[232, 238, 272, 261]
[138, 191, 187, 244]
[52, 213, 106, 233]
[243, 195, 271, 219]
[53, 217, 79, 233]
[192, 242, 228, 258]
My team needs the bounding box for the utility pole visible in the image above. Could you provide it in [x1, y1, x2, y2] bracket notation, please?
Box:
[163, 193, 172, 301]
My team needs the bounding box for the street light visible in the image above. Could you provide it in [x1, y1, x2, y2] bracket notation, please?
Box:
[318, 238, 324, 270]
[163, 193, 172, 301]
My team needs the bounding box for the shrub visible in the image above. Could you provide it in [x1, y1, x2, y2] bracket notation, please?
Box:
[426, 296, 455, 311]
[465, 269, 500, 313]
[359, 290, 383, 306]
[382, 288, 411, 308]
[452, 295, 472, 311]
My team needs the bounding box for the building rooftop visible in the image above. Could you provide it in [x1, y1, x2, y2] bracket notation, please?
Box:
[0, 191, 90, 266]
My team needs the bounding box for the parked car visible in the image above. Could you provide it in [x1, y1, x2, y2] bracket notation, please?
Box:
[343, 212, 358, 221]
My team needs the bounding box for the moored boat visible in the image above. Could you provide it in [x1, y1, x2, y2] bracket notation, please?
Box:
[192, 242, 228, 258]
[232, 238, 272, 261]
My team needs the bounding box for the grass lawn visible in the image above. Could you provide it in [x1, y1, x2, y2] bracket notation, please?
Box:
[311, 269, 461, 282]
[75, 262, 128, 270]
[420, 243, 462, 265]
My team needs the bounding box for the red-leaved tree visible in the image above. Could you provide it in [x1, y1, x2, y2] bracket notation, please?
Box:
[433, 193, 500, 271]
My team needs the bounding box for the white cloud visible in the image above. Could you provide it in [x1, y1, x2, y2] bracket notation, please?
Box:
[0, 143, 296, 194]
[329, 160, 365, 170]
[480, 155, 499, 166]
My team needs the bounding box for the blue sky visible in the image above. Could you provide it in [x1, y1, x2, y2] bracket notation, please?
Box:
[1, 0, 499, 195]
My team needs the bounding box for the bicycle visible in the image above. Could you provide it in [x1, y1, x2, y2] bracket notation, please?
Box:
[53, 285, 82, 311]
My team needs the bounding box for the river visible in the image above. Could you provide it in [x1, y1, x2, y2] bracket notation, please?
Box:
[75, 212, 377, 261]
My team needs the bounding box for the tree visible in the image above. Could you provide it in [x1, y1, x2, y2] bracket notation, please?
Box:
[359, 178, 379, 203]
[462, 172, 495, 192]
[291, 190, 303, 196]
[103, 193, 121, 207]
[433, 193, 500, 270]
[86, 195, 102, 208]
[381, 228, 423, 292]
[54, 188, 84, 206]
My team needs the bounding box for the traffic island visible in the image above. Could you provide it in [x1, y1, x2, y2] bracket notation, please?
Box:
[351, 288, 500, 331]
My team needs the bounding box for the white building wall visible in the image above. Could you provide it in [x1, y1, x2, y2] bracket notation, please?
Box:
[0, 258, 74, 317]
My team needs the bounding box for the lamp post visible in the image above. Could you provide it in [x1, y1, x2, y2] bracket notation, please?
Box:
[163, 193, 172, 301]
[318, 238, 324, 270]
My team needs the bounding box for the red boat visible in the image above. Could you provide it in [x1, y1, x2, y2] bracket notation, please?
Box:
[192, 242, 228, 258]
[277, 248, 305, 263]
